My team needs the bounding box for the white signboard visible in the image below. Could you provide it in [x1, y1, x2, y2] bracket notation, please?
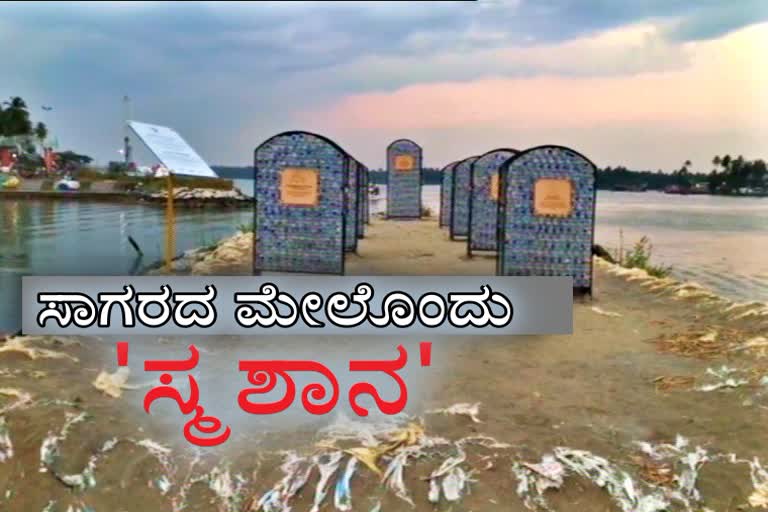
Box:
[127, 121, 217, 178]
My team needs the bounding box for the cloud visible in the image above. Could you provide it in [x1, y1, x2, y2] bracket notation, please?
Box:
[300, 23, 768, 169]
[0, 0, 764, 167]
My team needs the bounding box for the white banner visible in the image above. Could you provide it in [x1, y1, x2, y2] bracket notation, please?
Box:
[127, 120, 217, 178]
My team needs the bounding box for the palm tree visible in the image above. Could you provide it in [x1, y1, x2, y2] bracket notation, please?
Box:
[721, 154, 732, 171]
[34, 122, 48, 148]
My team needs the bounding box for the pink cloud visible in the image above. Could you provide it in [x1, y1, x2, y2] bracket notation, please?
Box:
[301, 23, 765, 135]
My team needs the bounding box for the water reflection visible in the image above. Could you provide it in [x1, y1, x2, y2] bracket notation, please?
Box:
[0, 199, 251, 332]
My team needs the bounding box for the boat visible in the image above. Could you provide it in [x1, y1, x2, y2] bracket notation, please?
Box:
[369, 185, 381, 197]
[55, 176, 80, 191]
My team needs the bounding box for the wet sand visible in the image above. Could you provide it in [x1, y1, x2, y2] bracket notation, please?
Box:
[1, 216, 767, 511]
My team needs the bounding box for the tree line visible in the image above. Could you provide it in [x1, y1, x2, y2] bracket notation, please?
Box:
[0, 96, 92, 170]
[599, 156, 767, 193]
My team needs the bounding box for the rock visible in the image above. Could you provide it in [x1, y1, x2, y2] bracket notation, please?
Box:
[191, 232, 253, 275]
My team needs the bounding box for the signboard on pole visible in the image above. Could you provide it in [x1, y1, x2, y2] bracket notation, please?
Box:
[127, 121, 217, 178]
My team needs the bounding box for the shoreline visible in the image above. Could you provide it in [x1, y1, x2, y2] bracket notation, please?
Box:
[1, 218, 767, 511]
[0, 188, 252, 209]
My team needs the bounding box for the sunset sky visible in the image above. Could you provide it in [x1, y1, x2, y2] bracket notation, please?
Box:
[1, 1, 766, 170]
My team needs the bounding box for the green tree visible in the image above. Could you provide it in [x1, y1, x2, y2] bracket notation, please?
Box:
[0, 96, 33, 138]
[34, 122, 48, 147]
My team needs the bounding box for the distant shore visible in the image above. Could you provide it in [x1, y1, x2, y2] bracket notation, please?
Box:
[0, 178, 252, 208]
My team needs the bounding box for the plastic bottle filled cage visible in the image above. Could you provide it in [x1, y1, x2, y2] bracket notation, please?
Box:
[386, 139, 423, 219]
[496, 145, 597, 295]
[450, 156, 479, 241]
[467, 148, 519, 257]
[253, 131, 351, 275]
[439, 161, 459, 229]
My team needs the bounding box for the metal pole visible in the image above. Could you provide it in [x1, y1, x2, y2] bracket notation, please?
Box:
[165, 173, 176, 271]
[123, 95, 131, 166]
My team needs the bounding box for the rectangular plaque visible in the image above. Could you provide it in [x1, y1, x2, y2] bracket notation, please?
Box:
[490, 173, 500, 201]
[280, 167, 319, 207]
[534, 178, 573, 217]
[394, 155, 415, 171]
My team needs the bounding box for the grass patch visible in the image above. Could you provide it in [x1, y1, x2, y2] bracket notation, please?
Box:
[620, 236, 672, 278]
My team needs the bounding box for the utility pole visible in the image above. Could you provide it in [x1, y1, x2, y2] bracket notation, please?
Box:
[123, 95, 132, 166]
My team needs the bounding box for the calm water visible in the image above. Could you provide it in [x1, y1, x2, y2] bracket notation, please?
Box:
[0, 199, 251, 333]
[392, 185, 768, 304]
[1, 185, 765, 332]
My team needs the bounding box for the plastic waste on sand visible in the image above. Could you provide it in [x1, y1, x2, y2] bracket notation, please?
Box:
[427, 402, 482, 423]
[696, 366, 749, 392]
[92, 367, 139, 398]
[0, 336, 78, 362]
[590, 306, 622, 318]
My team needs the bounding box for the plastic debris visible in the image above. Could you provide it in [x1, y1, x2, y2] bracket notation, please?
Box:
[458, 435, 512, 450]
[156, 475, 172, 495]
[92, 368, 138, 398]
[53, 437, 119, 491]
[0, 387, 33, 414]
[725, 455, 768, 509]
[631, 436, 715, 511]
[428, 446, 466, 503]
[40, 412, 89, 473]
[208, 465, 247, 512]
[696, 366, 749, 392]
[427, 402, 482, 423]
[334, 456, 358, 511]
[512, 455, 565, 511]
[310, 451, 344, 512]
[382, 445, 423, 506]
[442, 466, 473, 502]
[0, 416, 12, 462]
[553, 448, 670, 512]
[0, 337, 78, 362]
[368, 501, 382, 512]
[255, 451, 312, 512]
[344, 423, 425, 476]
[42, 501, 57, 512]
[523, 455, 566, 492]
[320, 412, 410, 447]
[591, 306, 622, 318]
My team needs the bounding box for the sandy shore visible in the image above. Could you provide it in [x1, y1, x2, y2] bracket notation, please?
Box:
[1, 217, 767, 511]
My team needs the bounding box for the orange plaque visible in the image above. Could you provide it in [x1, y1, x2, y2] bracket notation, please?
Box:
[280, 167, 319, 207]
[490, 173, 500, 201]
[394, 155, 415, 171]
[534, 178, 573, 217]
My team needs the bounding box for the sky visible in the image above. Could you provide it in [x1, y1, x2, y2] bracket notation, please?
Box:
[0, 0, 766, 170]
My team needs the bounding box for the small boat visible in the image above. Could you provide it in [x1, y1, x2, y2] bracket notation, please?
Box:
[55, 176, 80, 191]
[369, 185, 381, 197]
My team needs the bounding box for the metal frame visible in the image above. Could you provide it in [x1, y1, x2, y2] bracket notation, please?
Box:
[439, 161, 459, 228]
[345, 159, 359, 253]
[467, 148, 518, 258]
[496, 144, 597, 295]
[449, 156, 479, 241]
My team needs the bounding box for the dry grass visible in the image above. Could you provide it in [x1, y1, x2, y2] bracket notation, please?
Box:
[651, 328, 736, 359]
[630, 455, 676, 487]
